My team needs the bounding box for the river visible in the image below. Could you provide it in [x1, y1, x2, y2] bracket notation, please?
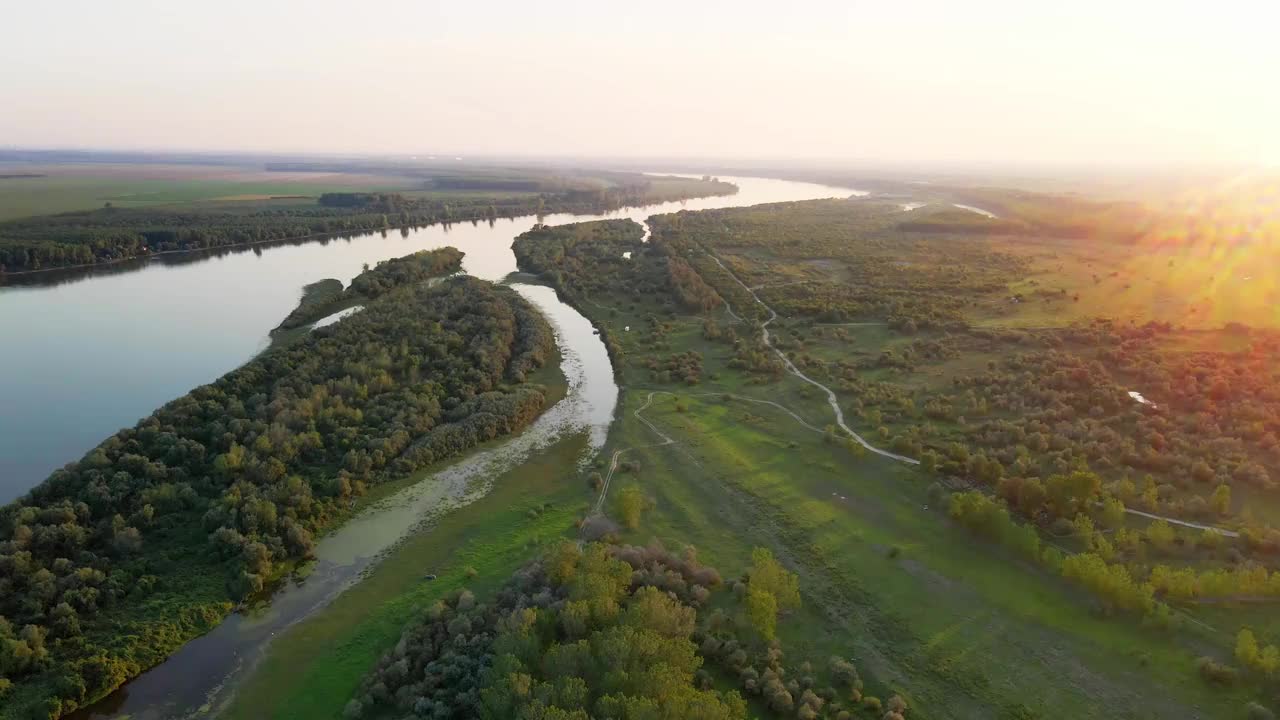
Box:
[0, 175, 862, 502]
[1, 174, 863, 718]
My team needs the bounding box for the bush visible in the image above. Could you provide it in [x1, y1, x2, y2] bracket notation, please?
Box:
[616, 485, 653, 529]
[1247, 703, 1277, 720]
[1196, 656, 1238, 686]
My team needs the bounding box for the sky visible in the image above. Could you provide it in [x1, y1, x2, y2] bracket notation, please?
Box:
[2, 0, 1278, 169]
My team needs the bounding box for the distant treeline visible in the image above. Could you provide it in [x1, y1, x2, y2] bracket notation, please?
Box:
[0, 269, 555, 718]
[0, 177, 736, 274]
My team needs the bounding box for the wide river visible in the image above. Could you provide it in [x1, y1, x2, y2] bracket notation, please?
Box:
[3, 174, 864, 718]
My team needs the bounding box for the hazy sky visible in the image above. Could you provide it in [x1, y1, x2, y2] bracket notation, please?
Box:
[3, 0, 1277, 168]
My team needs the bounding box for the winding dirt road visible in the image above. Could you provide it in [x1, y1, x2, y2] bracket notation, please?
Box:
[1123, 508, 1239, 537]
[595, 392, 675, 513]
[707, 255, 919, 465]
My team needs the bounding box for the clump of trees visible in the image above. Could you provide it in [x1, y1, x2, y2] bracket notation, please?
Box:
[1236, 629, 1280, 679]
[349, 541, 745, 719]
[347, 247, 464, 299]
[666, 256, 723, 312]
[616, 485, 654, 530]
[277, 247, 464, 329]
[646, 350, 704, 385]
[351, 540, 864, 720]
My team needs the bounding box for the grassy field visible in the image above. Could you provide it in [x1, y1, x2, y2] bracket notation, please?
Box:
[224, 433, 590, 720]
[0, 163, 414, 219]
[607, 391, 1241, 717]
[0, 164, 739, 221]
[992, 234, 1280, 330]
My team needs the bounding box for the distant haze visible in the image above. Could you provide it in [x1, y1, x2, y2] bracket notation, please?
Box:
[3, 0, 1277, 169]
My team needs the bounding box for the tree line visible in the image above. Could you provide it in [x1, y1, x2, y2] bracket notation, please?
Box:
[0, 176, 736, 274]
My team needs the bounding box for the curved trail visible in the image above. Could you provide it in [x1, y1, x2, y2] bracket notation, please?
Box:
[595, 391, 675, 513]
[706, 259, 1242, 536]
[1124, 507, 1239, 537]
[708, 255, 919, 465]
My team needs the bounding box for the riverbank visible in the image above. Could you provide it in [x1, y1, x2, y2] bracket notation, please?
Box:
[66, 334, 572, 720]
[222, 431, 588, 719]
[4, 272, 563, 720]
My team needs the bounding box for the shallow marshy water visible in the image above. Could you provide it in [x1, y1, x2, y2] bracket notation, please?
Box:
[308, 304, 363, 330]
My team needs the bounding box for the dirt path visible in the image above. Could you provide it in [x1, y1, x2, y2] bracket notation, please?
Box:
[1124, 507, 1239, 537]
[707, 255, 918, 465]
[595, 391, 675, 513]
[749, 280, 816, 291]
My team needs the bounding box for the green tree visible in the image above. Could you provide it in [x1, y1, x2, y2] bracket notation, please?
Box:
[748, 548, 801, 611]
[617, 485, 650, 530]
[744, 588, 778, 640]
[1100, 496, 1126, 529]
[1237, 628, 1260, 669]
[1147, 520, 1175, 553]
[1211, 484, 1231, 516]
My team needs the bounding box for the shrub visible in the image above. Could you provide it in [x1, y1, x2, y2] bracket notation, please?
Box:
[1247, 702, 1276, 720]
[1196, 656, 1238, 686]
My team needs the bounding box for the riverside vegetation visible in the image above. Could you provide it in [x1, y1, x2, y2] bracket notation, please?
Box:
[7, 183, 1277, 719]
[0, 248, 556, 718]
[274, 247, 465, 331]
[0, 171, 735, 274]
[498, 201, 1280, 718]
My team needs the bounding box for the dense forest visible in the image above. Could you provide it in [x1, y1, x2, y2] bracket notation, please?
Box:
[0, 265, 555, 718]
[0, 176, 735, 274]
[348, 540, 892, 720]
[276, 247, 464, 329]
